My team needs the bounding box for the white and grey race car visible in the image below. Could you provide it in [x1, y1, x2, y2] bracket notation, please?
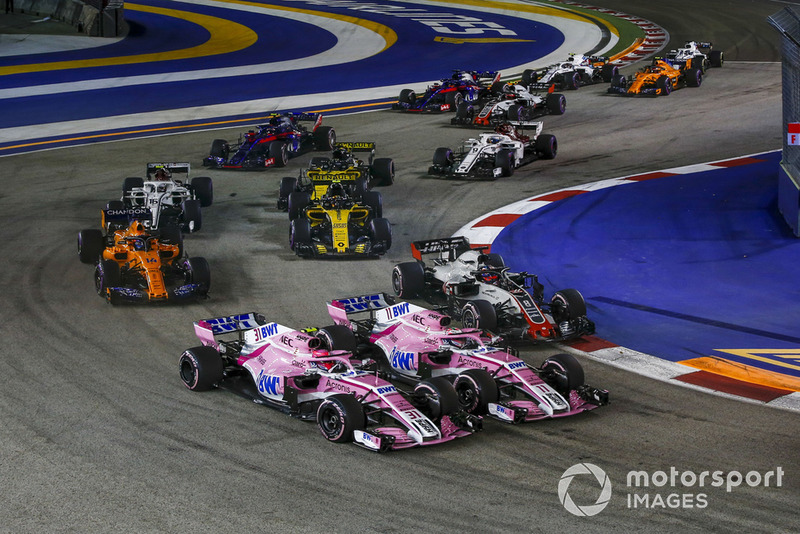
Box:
[391, 236, 595, 342]
[429, 121, 556, 179]
[662, 41, 723, 71]
[524, 54, 619, 91]
[451, 83, 565, 127]
[118, 162, 213, 233]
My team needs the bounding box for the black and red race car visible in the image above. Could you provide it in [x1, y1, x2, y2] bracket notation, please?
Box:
[202, 112, 336, 170]
[392, 70, 501, 113]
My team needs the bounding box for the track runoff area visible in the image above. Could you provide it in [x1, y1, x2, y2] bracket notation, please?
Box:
[0, 0, 658, 155]
[457, 151, 800, 411]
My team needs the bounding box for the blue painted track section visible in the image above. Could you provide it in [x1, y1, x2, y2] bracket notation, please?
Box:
[0, 0, 565, 132]
[491, 151, 800, 378]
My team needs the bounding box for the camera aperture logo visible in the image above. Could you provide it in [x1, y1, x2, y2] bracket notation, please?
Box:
[558, 463, 612, 517]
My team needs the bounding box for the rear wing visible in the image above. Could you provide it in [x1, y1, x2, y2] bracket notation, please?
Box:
[409, 236, 487, 261]
[193, 312, 296, 349]
[101, 207, 152, 229]
[146, 162, 190, 179]
[335, 141, 375, 153]
[328, 293, 429, 327]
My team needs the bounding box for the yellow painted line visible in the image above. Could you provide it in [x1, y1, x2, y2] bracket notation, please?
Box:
[0, 100, 396, 152]
[0, 4, 258, 75]
[0, 1, 397, 76]
[714, 349, 800, 372]
[434, 37, 535, 44]
[610, 37, 644, 63]
[680, 355, 800, 392]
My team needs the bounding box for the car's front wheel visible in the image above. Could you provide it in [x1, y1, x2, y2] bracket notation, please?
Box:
[316, 394, 365, 443]
[453, 369, 499, 415]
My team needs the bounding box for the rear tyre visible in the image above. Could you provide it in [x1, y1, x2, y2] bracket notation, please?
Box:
[392, 261, 425, 298]
[78, 229, 104, 264]
[106, 200, 124, 210]
[521, 69, 536, 85]
[317, 394, 365, 443]
[542, 353, 585, 396]
[600, 63, 618, 82]
[461, 300, 497, 331]
[483, 253, 505, 268]
[363, 191, 383, 218]
[370, 158, 395, 186]
[453, 369, 499, 415]
[709, 50, 723, 68]
[191, 177, 214, 207]
[535, 133, 558, 160]
[414, 377, 459, 423]
[179, 346, 223, 391]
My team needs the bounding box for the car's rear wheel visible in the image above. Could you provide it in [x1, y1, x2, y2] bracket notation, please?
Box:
[392, 261, 425, 298]
[535, 133, 558, 159]
[461, 300, 497, 331]
[191, 176, 214, 207]
[78, 229, 104, 264]
[363, 190, 383, 218]
[370, 158, 394, 186]
[541, 353, 585, 396]
[453, 369, 499, 415]
[317, 394, 365, 443]
[521, 69, 536, 85]
[123, 177, 143, 196]
[709, 50, 723, 68]
[414, 377, 459, 423]
[179, 346, 223, 391]
[600, 63, 618, 82]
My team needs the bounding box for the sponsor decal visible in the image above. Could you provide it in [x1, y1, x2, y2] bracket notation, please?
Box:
[507, 361, 527, 370]
[390, 346, 415, 371]
[263, 158, 276, 167]
[325, 379, 352, 394]
[337, 294, 385, 313]
[205, 314, 262, 333]
[376, 385, 397, 395]
[457, 355, 482, 368]
[254, 322, 280, 342]
[279, 335, 295, 348]
[256, 370, 281, 396]
[384, 302, 410, 321]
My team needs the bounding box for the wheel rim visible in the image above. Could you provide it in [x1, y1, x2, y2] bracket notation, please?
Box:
[319, 405, 342, 437]
[179, 358, 196, 387]
[462, 309, 476, 329]
[392, 270, 402, 294]
[455, 381, 477, 411]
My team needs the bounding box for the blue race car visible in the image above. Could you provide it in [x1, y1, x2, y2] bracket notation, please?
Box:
[392, 70, 501, 113]
[202, 112, 336, 170]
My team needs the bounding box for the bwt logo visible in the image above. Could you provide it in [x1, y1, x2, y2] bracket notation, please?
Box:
[254, 323, 279, 342]
[339, 294, 382, 312]
[256, 371, 281, 396]
[390, 347, 415, 371]
[507, 361, 526, 370]
[387, 302, 410, 319]
[376, 385, 396, 395]
[558, 463, 612, 517]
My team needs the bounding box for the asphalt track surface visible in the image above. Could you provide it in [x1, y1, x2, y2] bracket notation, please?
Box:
[1, 1, 799, 532]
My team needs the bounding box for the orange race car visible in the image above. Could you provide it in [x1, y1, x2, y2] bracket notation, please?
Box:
[77, 208, 210, 304]
[607, 59, 703, 96]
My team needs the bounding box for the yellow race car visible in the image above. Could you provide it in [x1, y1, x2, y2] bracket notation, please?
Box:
[77, 208, 210, 303]
[607, 59, 703, 96]
[288, 179, 392, 258]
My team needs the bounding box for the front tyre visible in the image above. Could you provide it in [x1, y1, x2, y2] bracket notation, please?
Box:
[316, 394, 366, 443]
[551, 288, 587, 323]
[461, 300, 497, 332]
[78, 229, 104, 264]
[453, 369, 499, 415]
[313, 126, 336, 151]
[414, 377, 459, 423]
[179, 346, 223, 391]
[541, 353, 585, 396]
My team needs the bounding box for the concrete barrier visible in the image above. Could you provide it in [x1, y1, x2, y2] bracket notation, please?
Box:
[13, 0, 126, 37]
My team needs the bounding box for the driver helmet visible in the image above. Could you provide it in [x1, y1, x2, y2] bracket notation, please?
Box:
[326, 180, 346, 198]
[487, 136, 502, 144]
[478, 266, 500, 284]
[312, 349, 335, 370]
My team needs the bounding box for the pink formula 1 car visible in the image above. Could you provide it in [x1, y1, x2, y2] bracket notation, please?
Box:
[179, 313, 481, 451]
[326, 294, 609, 423]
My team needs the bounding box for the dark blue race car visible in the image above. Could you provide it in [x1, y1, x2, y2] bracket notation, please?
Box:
[202, 112, 336, 170]
[392, 70, 501, 113]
